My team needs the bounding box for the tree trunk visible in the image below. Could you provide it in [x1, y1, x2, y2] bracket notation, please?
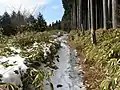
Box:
[108, 0, 111, 28]
[112, 0, 117, 29]
[81, 24, 85, 35]
[88, 0, 91, 30]
[73, 2, 76, 29]
[96, 0, 98, 29]
[77, 2, 79, 29]
[108, 0, 110, 15]
[75, 0, 78, 29]
[71, 7, 73, 29]
[108, 0, 111, 19]
[103, 0, 107, 30]
[90, 0, 96, 44]
[78, 0, 82, 29]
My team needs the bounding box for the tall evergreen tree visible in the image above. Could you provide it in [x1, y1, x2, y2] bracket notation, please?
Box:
[27, 15, 36, 24]
[1, 12, 15, 35]
[17, 11, 26, 27]
[37, 13, 47, 32]
[11, 11, 17, 28]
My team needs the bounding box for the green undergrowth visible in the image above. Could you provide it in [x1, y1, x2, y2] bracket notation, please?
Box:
[0, 31, 61, 90]
[69, 29, 120, 90]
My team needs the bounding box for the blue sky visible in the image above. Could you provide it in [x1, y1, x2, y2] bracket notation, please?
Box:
[0, 0, 64, 24]
[38, 0, 64, 24]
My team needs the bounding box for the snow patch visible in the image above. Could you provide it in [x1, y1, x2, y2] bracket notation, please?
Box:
[0, 55, 27, 88]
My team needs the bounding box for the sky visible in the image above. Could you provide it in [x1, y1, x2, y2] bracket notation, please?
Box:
[0, 0, 64, 24]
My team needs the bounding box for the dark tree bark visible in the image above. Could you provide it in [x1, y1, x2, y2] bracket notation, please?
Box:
[75, 0, 78, 29]
[77, 1, 79, 29]
[100, 0, 103, 28]
[95, 0, 98, 29]
[71, 6, 73, 29]
[108, 0, 112, 28]
[73, 2, 76, 29]
[78, 0, 82, 29]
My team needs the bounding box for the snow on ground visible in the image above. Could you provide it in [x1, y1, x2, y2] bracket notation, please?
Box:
[0, 39, 59, 89]
[0, 54, 27, 89]
[44, 34, 86, 90]
[0, 33, 85, 90]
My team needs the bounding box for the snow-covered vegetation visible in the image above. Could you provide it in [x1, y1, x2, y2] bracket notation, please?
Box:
[0, 31, 61, 89]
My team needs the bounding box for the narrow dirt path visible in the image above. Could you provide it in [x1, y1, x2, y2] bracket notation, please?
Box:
[44, 35, 86, 90]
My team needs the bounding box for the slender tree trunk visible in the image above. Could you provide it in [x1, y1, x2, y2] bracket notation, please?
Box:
[99, 0, 103, 28]
[108, 0, 110, 20]
[71, 7, 73, 29]
[81, 24, 85, 35]
[112, 0, 117, 29]
[103, 0, 107, 29]
[75, 0, 78, 29]
[85, 11, 87, 30]
[77, 2, 79, 29]
[96, 0, 98, 29]
[108, 0, 110, 14]
[108, 0, 111, 28]
[78, 0, 82, 29]
[84, 0, 88, 30]
[88, 0, 91, 30]
[90, 0, 93, 30]
[90, 0, 96, 44]
[73, 2, 76, 29]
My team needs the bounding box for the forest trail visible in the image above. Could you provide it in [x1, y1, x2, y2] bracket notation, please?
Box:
[44, 35, 86, 90]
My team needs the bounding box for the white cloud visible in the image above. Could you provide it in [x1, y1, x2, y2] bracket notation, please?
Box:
[0, 0, 50, 15]
[52, 5, 60, 10]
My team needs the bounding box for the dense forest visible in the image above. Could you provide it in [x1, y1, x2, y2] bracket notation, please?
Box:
[62, 0, 120, 30]
[62, 0, 120, 44]
[0, 11, 62, 36]
[0, 11, 47, 35]
[65, 0, 120, 90]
